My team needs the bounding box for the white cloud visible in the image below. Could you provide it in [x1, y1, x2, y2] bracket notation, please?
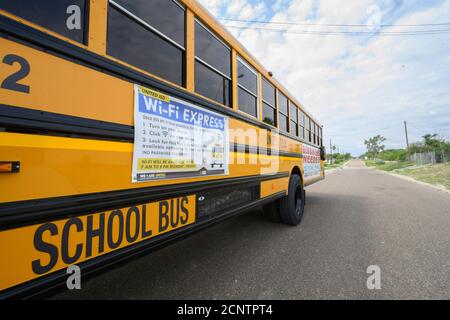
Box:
[198, 0, 226, 16]
[225, 0, 267, 20]
[198, 0, 450, 155]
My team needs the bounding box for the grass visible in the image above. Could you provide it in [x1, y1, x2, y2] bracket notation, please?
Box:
[394, 162, 450, 190]
[365, 160, 415, 171]
[325, 160, 348, 170]
[365, 159, 450, 190]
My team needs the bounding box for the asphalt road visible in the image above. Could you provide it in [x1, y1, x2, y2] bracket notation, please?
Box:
[51, 160, 450, 299]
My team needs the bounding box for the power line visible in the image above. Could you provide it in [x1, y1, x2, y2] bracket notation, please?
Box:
[224, 24, 450, 36]
[405, 122, 450, 141]
[219, 18, 450, 28]
[408, 121, 450, 133]
[325, 124, 402, 137]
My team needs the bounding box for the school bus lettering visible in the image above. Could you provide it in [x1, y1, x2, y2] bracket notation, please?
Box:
[61, 218, 84, 265]
[107, 210, 124, 250]
[125, 206, 141, 243]
[1, 54, 30, 93]
[85, 213, 105, 258]
[32, 223, 59, 275]
[180, 197, 190, 225]
[20, 196, 196, 279]
[158, 197, 190, 233]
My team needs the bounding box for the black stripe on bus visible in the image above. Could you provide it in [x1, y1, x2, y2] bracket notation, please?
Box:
[0, 14, 322, 149]
[0, 104, 302, 158]
[0, 172, 289, 230]
[0, 104, 134, 141]
[0, 191, 285, 299]
[232, 143, 302, 158]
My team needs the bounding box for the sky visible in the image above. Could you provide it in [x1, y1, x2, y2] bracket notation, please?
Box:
[198, 0, 450, 155]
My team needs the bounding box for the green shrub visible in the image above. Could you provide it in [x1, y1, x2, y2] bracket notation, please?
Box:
[379, 149, 407, 161]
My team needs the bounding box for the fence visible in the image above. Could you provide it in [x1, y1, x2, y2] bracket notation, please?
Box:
[410, 150, 450, 165]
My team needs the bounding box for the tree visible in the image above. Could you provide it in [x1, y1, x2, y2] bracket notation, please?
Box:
[422, 134, 441, 149]
[409, 134, 448, 154]
[364, 135, 386, 159]
[379, 149, 407, 161]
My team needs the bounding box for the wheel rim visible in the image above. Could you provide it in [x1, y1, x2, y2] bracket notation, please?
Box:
[294, 186, 303, 216]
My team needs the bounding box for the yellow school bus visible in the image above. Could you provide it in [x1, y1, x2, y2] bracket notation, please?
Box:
[0, 0, 325, 298]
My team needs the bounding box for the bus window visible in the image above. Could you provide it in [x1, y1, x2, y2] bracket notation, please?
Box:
[289, 102, 299, 136]
[262, 78, 276, 126]
[319, 126, 323, 146]
[195, 20, 231, 106]
[312, 122, 317, 145]
[278, 93, 289, 132]
[305, 115, 311, 142]
[107, 0, 185, 86]
[114, 0, 185, 47]
[316, 124, 320, 146]
[237, 57, 258, 117]
[0, 0, 87, 43]
[299, 111, 305, 139]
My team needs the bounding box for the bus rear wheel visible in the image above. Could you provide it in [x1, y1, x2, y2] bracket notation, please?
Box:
[262, 174, 305, 225]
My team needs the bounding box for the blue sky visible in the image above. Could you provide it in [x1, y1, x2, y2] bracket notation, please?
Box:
[199, 0, 450, 155]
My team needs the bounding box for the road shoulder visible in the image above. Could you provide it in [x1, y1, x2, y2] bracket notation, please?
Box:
[325, 161, 350, 175]
[373, 167, 450, 195]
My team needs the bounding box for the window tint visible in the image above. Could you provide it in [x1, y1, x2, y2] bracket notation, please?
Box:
[278, 93, 288, 132]
[195, 21, 231, 77]
[290, 120, 298, 136]
[107, 5, 184, 86]
[290, 104, 298, 123]
[313, 123, 317, 144]
[308, 118, 312, 142]
[278, 93, 288, 115]
[299, 111, 305, 126]
[237, 60, 257, 95]
[195, 61, 230, 107]
[288, 103, 298, 136]
[0, 0, 87, 43]
[319, 127, 323, 146]
[317, 124, 320, 145]
[299, 111, 305, 139]
[279, 114, 288, 132]
[262, 78, 276, 126]
[238, 87, 257, 117]
[262, 78, 275, 106]
[262, 102, 276, 126]
[314, 123, 318, 145]
[300, 126, 305, 139]
[114, 0, 185, 46]
[195, 21, 231, 106]
[237, 57, 258, 117]
[305, 115, 311, 142]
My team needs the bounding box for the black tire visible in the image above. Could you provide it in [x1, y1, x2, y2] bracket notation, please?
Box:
[262, 174, 305, 225]
[279, 174, 305, 225]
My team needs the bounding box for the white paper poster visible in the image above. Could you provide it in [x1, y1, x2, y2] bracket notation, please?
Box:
[132, 85, 229, 182]
[302, 144, 321, 179]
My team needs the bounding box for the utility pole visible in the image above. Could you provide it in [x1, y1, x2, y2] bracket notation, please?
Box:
[404, 121, 410, 150]
[329, 139, 333, 165]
